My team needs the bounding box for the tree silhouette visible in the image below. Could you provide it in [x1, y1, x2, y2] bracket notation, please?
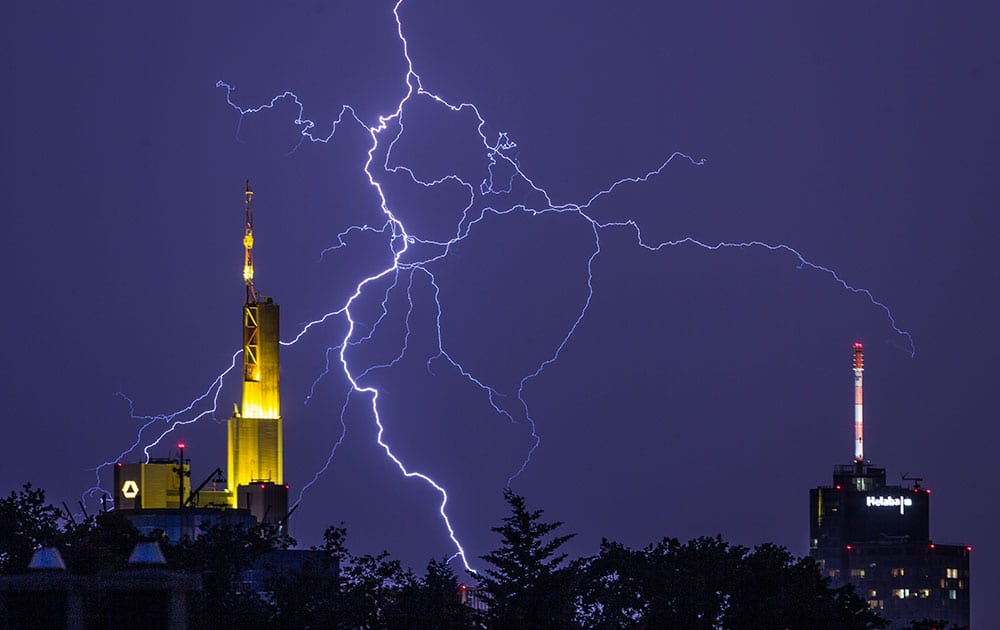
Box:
[0, 484, 900, 628]
[0, 483, 63, 574]
[392, 558, 473, 628]
[576, 536, 887, 629]
[59, 511, 142, 575]
[164, 521, 292, 628]
[478, 489, 577, 627]
[727, 542, 886, 629]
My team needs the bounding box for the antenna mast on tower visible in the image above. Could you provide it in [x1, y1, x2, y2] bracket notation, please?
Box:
[243, 180, 257, 305]
[853, 341, 864, 463]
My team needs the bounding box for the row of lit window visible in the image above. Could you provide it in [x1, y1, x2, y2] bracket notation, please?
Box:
[844, 544, 972, 554]
[873, 588, 960, 600]
[849, 567, 960, 579]
[868, 589, 959, 609]
[867, 584, 964, 599]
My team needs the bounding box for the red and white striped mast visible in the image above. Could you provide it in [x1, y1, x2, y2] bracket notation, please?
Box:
[853, 341, 865, 463]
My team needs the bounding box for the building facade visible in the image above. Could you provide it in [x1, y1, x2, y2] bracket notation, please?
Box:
[810, 463, 970, 627]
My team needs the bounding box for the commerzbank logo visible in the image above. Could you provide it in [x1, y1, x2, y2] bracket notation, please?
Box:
[866, 495, 913, 515]
[121, 480, 139, 499]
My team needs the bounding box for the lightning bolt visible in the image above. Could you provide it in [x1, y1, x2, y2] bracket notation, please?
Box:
[93, 0, 914, 573]
[83, 350, 240, 506]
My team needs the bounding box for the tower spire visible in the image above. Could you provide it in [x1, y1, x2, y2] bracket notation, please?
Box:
[853, 341, 864, 463]
[243, 180, 257, 305]
[230, 182, 286, 519]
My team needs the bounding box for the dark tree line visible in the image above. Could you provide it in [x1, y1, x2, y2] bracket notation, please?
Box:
[478, 489, 886, 629]
[0, 483, 965, 629]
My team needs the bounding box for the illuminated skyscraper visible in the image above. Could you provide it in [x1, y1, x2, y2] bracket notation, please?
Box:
[227, 182, 288, 523]
[113, 183, 289, 534]
[808, 343, 969, 628]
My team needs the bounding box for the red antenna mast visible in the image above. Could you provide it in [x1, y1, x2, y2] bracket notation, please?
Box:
[853, 341, 864, 463]
[243, 180, 258, 305]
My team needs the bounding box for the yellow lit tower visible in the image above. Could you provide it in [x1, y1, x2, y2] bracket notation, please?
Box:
[228, 181, 288, 524]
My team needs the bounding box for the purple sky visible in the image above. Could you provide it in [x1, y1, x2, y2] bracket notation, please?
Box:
[4, 2, 997, 624]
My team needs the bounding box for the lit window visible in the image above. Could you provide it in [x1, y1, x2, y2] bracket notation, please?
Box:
[940, 579, 946, 588]
[869, 589, 878, 598]
[917, 589, 931, 598]
[946, 568, 958, 579]
[867, 599, 884, 610]
[891, 567, 905, 578]
[851, 569, 866, 578]
[892, 588, 910, 599]
[948, 589, 957, 600]
[958, 580, 964, 589]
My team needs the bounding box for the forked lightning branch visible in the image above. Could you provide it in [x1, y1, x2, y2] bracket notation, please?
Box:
[93, 0, 916, 572]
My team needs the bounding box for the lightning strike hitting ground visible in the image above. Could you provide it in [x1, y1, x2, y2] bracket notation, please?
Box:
[91, 0, 914, 572]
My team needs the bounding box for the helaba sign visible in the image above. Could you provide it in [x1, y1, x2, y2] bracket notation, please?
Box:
[866, 495, 913, 515]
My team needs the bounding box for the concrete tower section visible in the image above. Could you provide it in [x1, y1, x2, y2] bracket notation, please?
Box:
[227, 182, 288, 524]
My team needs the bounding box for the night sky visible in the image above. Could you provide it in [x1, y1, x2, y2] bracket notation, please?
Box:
[3, 2, 997, 624]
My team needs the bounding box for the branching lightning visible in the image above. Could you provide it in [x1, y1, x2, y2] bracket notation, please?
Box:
[92, 0, 915, 573]
[83, 350, 241, 505]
